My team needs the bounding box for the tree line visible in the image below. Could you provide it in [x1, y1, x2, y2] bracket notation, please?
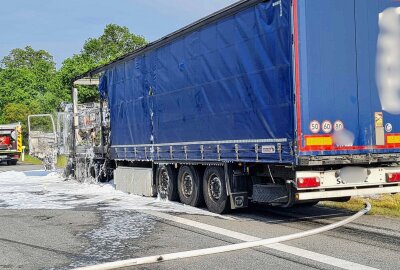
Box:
[0, 24, 147, 142]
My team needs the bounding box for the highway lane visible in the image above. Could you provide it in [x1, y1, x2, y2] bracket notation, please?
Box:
[125, 208, 398, 270]
[0, 162, 43, 172]
[0, 164, 398, 270]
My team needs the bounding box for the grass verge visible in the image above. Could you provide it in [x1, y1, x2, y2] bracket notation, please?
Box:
[21, 154, 68, 169]
[56, 155, 68, 168]
[20, 154, 42, 165]
[321, 194, 400, 218]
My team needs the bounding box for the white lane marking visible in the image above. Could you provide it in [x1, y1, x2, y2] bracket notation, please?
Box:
[74, 205, 372, 270]
[141, 210, 379, 270]
[269, 244, 376, 270]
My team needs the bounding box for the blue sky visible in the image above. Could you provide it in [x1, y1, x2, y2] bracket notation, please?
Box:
[0, 0, 237, 68]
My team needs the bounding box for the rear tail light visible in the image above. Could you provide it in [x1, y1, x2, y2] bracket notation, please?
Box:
[386, 173, 400, 183]
[13, 155, 20, 159]
[297, 177, 320, 188]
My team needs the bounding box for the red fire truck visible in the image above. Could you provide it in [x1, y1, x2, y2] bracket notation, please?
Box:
[0, 123, 22, 165]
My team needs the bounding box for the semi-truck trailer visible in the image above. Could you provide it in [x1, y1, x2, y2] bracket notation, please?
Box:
[72, 0, 400, 213]
[0, 123, 22, 165]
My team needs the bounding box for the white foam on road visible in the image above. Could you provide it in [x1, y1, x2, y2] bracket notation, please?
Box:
[0, 170, 379, 270]
[0, 170, 219, 216]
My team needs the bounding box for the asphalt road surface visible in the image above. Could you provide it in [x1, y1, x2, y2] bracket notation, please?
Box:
[0, 163, 399, 270]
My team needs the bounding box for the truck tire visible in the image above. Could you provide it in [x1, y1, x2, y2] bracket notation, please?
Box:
[157, 165, 179, 201]
[203, 166, 230, 214]
[7, 160, 17, 166]
[178, 165, 203, 207]
[90, 162, 109, 183]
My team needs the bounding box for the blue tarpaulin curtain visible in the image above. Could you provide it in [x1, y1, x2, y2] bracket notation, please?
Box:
[100, 0, 294, 163]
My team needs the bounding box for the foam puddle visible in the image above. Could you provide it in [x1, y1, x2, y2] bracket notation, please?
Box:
[58, 211, 158, 270]
[0, 170, 220, 216]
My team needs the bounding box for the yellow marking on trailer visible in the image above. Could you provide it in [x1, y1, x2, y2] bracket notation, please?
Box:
[387, 134, 400, 144]
[375, 112, 383, 127]
[305, 136, 333, 146]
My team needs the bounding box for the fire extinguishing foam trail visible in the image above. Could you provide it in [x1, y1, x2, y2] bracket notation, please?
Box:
[73, 203, 375, 270]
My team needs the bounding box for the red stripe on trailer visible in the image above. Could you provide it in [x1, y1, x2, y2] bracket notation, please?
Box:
[301, 145, 400, 153]
[293, 0, 302, 152]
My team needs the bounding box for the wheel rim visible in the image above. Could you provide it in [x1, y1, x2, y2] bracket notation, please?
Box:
[208, 174, 222, 202]
[159, 168, 169, 195]
[182, 172, 193, 198]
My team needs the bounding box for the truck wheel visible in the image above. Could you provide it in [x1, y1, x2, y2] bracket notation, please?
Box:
[157, 165, 179, 201]
[7, 160, 17, 165]
[203, 166, 230, 214]
[178, 166, 203, 207]
[90, 162, 109, 183]
[89, 166, 96, 179]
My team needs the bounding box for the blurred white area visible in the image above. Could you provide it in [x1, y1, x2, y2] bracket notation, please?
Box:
[376, 8, 400, 115]
[333, 129, 355, 147]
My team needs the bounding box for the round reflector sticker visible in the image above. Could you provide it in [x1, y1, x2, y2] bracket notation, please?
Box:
[334, 120, 344, 131]
[309, 120, 320, 134]
[385, 123, 393, 133]
[322, 120, 333, 133]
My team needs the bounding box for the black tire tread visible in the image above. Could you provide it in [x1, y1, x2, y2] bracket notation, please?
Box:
[157, 165, 179, 201]
[177, 165, 204, 207]
[7, 160, 17, 166]
[203, 166, 230, 214]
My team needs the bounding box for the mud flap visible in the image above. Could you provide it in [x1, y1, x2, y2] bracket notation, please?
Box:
[230, 192, 249, 209]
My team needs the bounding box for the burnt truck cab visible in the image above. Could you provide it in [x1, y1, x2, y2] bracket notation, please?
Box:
[0, 123, 22, 165]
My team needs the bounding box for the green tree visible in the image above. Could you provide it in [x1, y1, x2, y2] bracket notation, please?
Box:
[1, 46, 58, 98]
[1, 46, 55, 70]
[59, 24, 147, 103]
[0, 47, 63, 144]
[0, 24, 146, 129]
[1, 103, 32, 124]
[83, 24, 146, 64]
[58, 54, 97, 102]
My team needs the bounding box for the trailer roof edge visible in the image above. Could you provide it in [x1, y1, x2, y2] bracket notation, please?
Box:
[72, 0, 264, 83]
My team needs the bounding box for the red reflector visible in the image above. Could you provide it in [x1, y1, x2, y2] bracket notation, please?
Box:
[13, 155, 20, 159]
[297, 177, 320, 188]
[386, 173, 400, 183]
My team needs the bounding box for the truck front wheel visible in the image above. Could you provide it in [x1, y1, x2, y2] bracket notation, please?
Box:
[178, 166, 203, 207]
[203, 166, 230, 214]
[157, 165, 179, 201]
[7, 160, 17, 166]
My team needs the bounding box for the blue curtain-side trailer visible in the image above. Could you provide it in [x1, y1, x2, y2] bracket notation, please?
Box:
[72, 0, 400, 213]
